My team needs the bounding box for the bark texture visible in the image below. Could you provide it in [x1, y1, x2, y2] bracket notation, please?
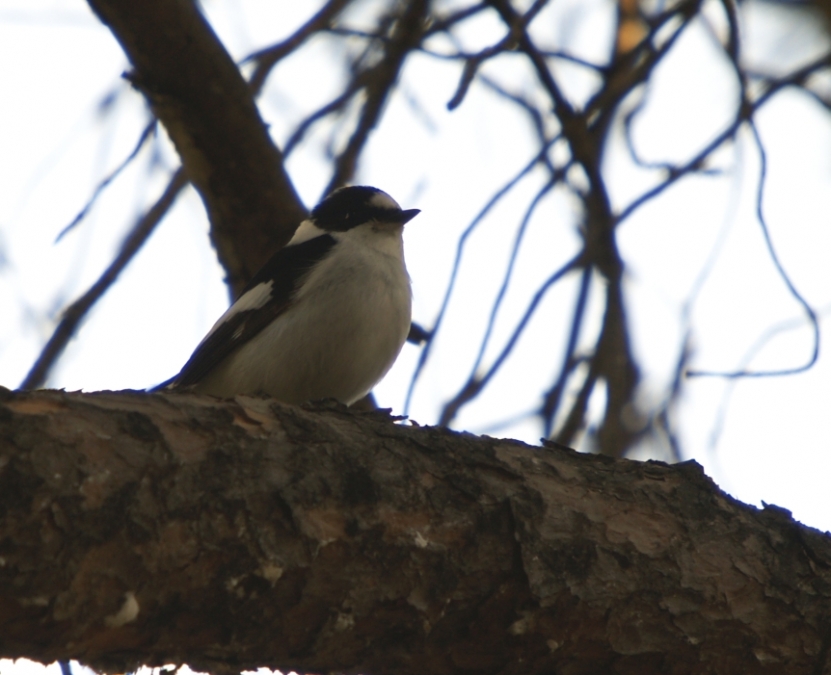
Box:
[1, 388, 831, 675]
[86, 0, 307, 296]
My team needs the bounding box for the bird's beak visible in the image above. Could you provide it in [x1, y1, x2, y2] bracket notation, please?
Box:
[398, 208, 420, 224]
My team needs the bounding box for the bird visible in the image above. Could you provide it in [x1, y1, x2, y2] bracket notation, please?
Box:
[161, 185, 420, 405]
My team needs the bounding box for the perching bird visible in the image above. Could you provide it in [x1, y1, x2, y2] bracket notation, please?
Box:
[162, 185, 419, 405]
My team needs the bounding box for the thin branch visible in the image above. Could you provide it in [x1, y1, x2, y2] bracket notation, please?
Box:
[478, 75, 561, 174]
[593, 277, 641, 457]
[553, 348, 601, 448]
[687, 122, 820, 379]
[719, 0, 739, 63]
[746, 52, 831, 102]
[540, 264, 592, 437]
[605, 3, 706, 172]
[426, 3, 489, 35]
[20, 169, 188, 390]
[438, 252, 583, 427]
[472, 406, 540, 435]
[245, 0, 351, 96]
[705, 303, 831, 451]
[326, 26, 388, 40]
[55, 120, 157, 242]
[464, 179, 558, 395]
[616, 120, 742, 226]
[618, 49, 831, 227]
[446, 0, 549, 110]
[403, 143, 556, 415]
[652, 333, 693, 463]
[283, 82, 365, 158]
[486, 0, 575, 125]
[420, 45, 606, 73]
[618, 4, 732, 177]
[324, 0, 430, 195]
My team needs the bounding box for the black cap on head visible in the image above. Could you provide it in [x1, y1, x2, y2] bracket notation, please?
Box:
[311, 186, 419, 232]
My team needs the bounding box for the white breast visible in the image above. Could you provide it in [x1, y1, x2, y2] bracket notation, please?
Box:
[195, 222, 412, 404]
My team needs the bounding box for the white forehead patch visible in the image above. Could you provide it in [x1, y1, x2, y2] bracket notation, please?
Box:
[369, 190, 401, 210]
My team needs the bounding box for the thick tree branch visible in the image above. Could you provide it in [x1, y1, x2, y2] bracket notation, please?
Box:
[2, 389, 831, 674]
[86, 0, 307, 296]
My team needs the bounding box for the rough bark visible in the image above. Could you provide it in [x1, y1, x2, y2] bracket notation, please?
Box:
[1, 388, 831, 675]
[85, 0, 307, 296]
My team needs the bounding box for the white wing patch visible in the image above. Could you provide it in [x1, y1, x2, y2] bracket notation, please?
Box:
[202, 279, 274, 342]
[368, 190, 401, 210]
[229, 280, 274, 313]
[288, 219, 328, 245]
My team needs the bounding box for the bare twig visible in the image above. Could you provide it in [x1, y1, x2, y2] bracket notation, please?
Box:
[552, 347, 602, 449]
[55, 120, 157, 242]
[282, 81, 365, 158]
[541, 265, 592, 437]
[687, 121, 820, 378]
[404, 142, 557, 415]
[706, 303, 831, 451]
[446, 0, 549, 110]
[245, 0, 351, 96]
[438, 253, 582, 427]
[464, 178, 559, 394]
[20, 169, 187, 390]
[324, 0, 430, 195]
[652, 335, 693, 463]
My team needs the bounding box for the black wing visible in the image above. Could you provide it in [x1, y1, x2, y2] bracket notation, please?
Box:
[168, 234, 337, 388]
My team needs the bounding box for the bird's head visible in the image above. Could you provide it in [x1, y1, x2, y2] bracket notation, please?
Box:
[310, 186, 420, 233]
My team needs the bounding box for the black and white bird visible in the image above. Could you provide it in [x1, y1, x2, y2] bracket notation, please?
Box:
[163, 185, 419, 405]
